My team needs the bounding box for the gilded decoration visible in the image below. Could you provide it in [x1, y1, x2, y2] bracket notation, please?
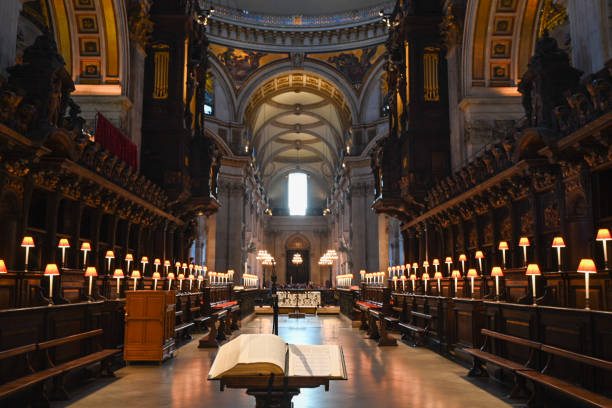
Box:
[128, 0, 154, 49]
[439, 5, 462, 50]
[209, 44, 286, 84]
[308, 45, 385, 85]
[538, 0, 568, 38]
[544, 201, 560, 230]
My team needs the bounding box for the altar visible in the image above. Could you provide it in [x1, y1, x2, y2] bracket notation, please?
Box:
[277, 291, 321, 312]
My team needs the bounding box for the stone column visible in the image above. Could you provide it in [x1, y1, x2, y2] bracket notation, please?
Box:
[567, 0, 608, 74]
[0, 0, 22, 76]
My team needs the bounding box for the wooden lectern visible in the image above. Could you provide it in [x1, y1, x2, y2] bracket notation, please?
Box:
[124, 290, 176, 362]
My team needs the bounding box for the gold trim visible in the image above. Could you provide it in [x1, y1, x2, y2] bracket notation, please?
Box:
[423, 47, 440, 102]
[518, 0, 539, 77]
[472, 0, 493, 80]
[153, 44, 170, 99]
[50, 0, 72, 74]
[100, 0, 119, 78]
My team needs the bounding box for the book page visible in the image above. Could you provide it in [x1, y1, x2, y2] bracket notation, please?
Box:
[287, 344, 344, 378]
[209, 334, 287, 378]
[240, 334, 287, 369]
[208, 334, 243, 378]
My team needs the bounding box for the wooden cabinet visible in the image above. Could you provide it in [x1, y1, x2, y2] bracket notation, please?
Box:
[124, 290, 175, 362]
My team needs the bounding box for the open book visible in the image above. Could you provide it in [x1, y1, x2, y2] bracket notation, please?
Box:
[208, 334, 345, 379]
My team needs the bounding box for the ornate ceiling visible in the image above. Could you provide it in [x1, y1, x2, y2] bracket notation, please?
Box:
[248, 74, 347, 210]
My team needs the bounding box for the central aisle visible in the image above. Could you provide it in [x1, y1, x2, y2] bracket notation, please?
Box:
[58, 316, 512, 408]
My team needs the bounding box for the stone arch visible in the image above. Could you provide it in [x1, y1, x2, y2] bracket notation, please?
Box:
[286, 233, 311, 250]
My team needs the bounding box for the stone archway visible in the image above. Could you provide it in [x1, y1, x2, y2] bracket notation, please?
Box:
[285, 233, 310, 285]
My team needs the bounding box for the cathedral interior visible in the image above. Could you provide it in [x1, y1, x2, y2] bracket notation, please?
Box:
[0, 0, 612, 407]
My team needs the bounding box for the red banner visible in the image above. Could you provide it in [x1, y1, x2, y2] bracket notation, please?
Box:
[94, 113, 137, 169]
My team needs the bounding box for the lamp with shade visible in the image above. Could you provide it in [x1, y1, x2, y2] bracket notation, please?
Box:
[125, 254, 133, 273]
[154, 258, 161, 273]
[475, 251, 484, 273]
[412, 262, 418, 276]
[433, 259, 440, 273]
[387, 266, 392, 279]
[178, 273, 185, 291]
[498, 241, 509, 269]
[422, 272, 430, 294]
[141, 257, 149, 275]
[458, 254, 467, 274]
[105, 250, 115, 274]
[519, 237, 530, 267]
[596, 229, 611, 270]
[409, 274, 416, 292]
[423, 260, 430, 275]
[152, 271, 161, 290]
[198, 275, 204, 289]
[21, 236, 35, 272]
[400, 275, 406, 291]
[181, 263, 187, 275]
[467, 268, 478, 299]
[392, 275, 398, 291]
[188, 274, 195, 290]
[175, 261, 181, 274]
[525, 264, 541, 306]
[552, 237, 565, 272]
[130, 270, 141, 291]
[44, 264, 59, 305]
[445, 257, 452, 275]
[80, 242, 91, 268]
[491, 266, 503, 301]
[360, 269, 366, 283]
[451, 270, 461, 297]
[577, 259, 597, 310]
[167, 272, 175, 290]
[84, 267, 97, 299]
[189, 263, 194, 275]
[58, 239, 70, 267]
[113, 269, 124, 294]
[164, 260, 171, 274]
[0, 260, 7, 274]
[434, 271, 443, 295]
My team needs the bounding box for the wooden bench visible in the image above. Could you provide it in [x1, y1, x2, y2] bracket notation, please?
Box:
[464, 329, 540, 398]
[517, 344, 612, 407]
[398, 311, 432, 347]
[174, 310, 194, 343]
[356, 300, 381, 333]
[229, 304, 241, 330]
[368, 309, 397, 346]
[198, 309, 228, 348]
[0, 329, 120, 405]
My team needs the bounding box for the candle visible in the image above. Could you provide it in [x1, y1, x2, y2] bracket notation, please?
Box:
[393, 275, 397, 291]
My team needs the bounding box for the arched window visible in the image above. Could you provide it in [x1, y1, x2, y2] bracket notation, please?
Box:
[288, 172, 307, 216]
[204, 72, 214, 116]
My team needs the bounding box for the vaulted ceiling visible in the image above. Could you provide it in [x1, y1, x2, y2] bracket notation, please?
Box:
[247, 75, 348, 210]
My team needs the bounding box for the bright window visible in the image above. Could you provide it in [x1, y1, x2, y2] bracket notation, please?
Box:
[288, 172, 307, 216]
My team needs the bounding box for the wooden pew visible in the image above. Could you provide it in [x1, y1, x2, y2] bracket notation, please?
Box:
[517, 344, 612, 407]
[198, 309, 228, 348]
[174, 294, 195, 344]
[464, 329, 540, 398]
[398, 311, 433, 347]
[367, 309, 397, 346]
[0, 329, 119, 405]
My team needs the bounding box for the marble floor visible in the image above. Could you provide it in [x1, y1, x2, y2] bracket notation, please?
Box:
[56, 316, 517, 408]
